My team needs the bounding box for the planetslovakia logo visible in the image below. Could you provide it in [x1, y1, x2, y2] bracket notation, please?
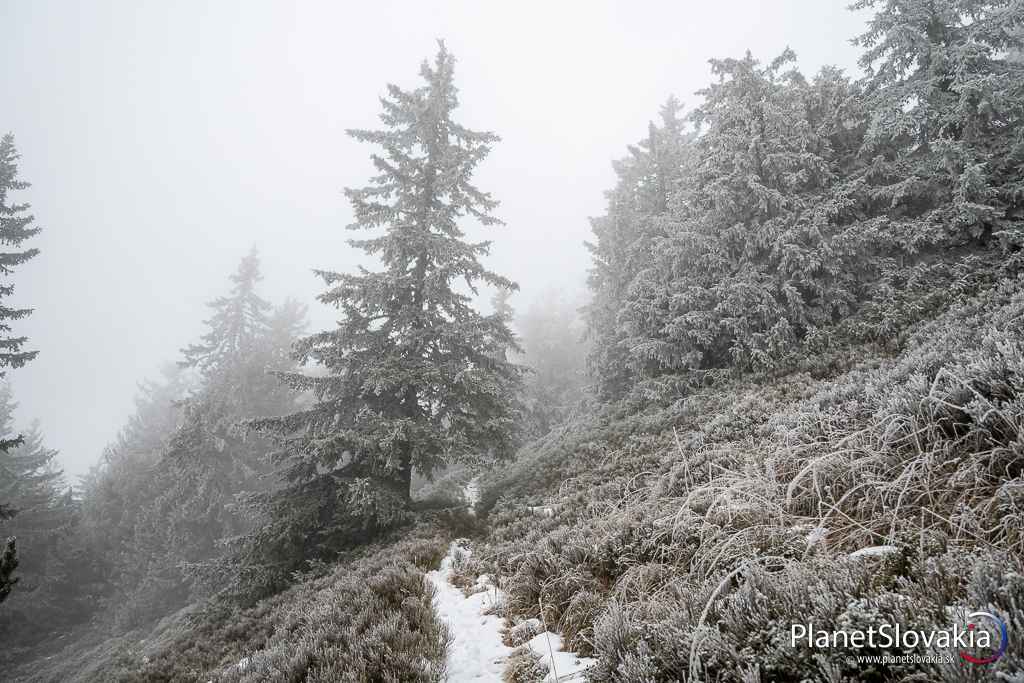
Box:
[960, 611, 1009, 665]
[790, 610, 1009, 666]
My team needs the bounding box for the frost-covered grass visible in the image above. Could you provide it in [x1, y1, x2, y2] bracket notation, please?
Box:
[14, 278, 1024, 682]
[427, 540, 512, 680]
[467, 276, 1024, 681]
[8, 528, 452, 683]
[429, 539, 596, 681]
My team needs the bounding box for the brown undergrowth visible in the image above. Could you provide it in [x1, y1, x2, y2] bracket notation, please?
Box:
[467, 276, 1024, 682]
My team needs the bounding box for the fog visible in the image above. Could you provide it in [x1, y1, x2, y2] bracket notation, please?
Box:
[2, 0, 867, 479]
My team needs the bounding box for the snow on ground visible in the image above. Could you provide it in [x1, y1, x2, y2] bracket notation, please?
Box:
[425, 542, 512, 681]
[849, 544, 899, 559]
[527, 505, 556, 518]
[522, 630, 595, 682]
[426, 539, 596, 682]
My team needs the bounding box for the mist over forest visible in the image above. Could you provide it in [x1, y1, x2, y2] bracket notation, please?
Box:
[2, 1, 1023, 681]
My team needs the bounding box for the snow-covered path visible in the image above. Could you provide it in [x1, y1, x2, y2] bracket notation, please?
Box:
[425, 542, 512, 680]
[425, 540, 596, 682]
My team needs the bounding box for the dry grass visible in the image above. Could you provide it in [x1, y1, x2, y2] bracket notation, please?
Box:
[18, 278, 1024, 682]
[10, 528, 453, 683]
[470, 276, 1024, 681]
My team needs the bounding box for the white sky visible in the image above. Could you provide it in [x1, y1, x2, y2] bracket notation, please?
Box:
[1, 0, 870, 479]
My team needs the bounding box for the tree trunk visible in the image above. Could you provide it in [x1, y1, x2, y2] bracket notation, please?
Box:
[0, 537, 18, 603]
[398, 385, 418, 503]
[397, 453, 413, 504]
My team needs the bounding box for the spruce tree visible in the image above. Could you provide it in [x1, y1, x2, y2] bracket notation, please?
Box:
[240, 43, 521, 592]
[518, 291, 588, 439]
[584, 98, 692, 399]
[490, 287, 515, 361]
[851, 0, 1024, 257]
[263, 298, 308, 371]
[0, 384, 72, 633]
[0, 134, 40, 384]
[620, 52, 879, 385]
[119, 253, 302, 618]
[0, 133, 41, 605]
[835, 0, 1024, 336]
[490, 287, 514, 324]
[181, 247, 273, 400]
[0, 391, 64, 526]
[75, 366, 189, 612]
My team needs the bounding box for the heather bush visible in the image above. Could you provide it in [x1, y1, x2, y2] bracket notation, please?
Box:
[502, 646, 548, 682]
[471, 277, 1024, 681]
[10, 529, 451, 683]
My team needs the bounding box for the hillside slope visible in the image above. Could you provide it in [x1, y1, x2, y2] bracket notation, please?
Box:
[464, 275, 1024, 681]
[12, 276, 1023, 682]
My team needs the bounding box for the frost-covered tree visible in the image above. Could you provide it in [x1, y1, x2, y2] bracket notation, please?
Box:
[489, 287, 516, 362]
[0, 134, 40, 385]
[116, 254, 303, 620]
[181, 247, 275, 406]
[0, 396, 64, 537]
[173, 250, 303, 502]
[849, 0, 1024, 292]
[0, 134, 42, 605]
[622, 52, 880, 384]
[491, 287, 514, 323]
[765, 0, 1024, 345]
[0, 384, 78, 640]
[517, 290, 588, 439]
[65, 254, 306, 623]
[75, 366, 190, 607]
[584, 98, 692, 399]
[235, 43, 522, 593]
[586, 2, 1024, 398]
[263, 297, 308, 370]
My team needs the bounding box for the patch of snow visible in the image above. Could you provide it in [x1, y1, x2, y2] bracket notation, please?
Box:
[528, 505, 555, 518]
[524, 631, 597, 682]
[508, 618, 543, 646]
[804, 526, 828, 547]
[849, 545, 898, 559]
[426, 541, 595, 682]
[426, 542, 513, 680]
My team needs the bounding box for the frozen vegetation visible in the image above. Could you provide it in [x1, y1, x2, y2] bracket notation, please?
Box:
[428, 540, 596, 681]
[3, 1, 1024, 681]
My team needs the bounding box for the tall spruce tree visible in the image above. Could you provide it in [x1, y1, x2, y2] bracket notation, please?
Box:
[238, 43, 521, 593]
[517, 290, 588, 439]
[180, 248, 298, 421]
[0, 134, 40, 385]
[181, 247, 273, 401]
[117, 253, 303, 621]
[0, 388, 76, 644]
[263, 298, 308, 371]
[0, 134, 41, 605]
[584, 98, 693, 400]
[850, 0, 1024, 287]
[73, 366, 190, 617]
[0, 390, 64, 539]
[490, 287, 515, 362]
[621, 52, 878, 386]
